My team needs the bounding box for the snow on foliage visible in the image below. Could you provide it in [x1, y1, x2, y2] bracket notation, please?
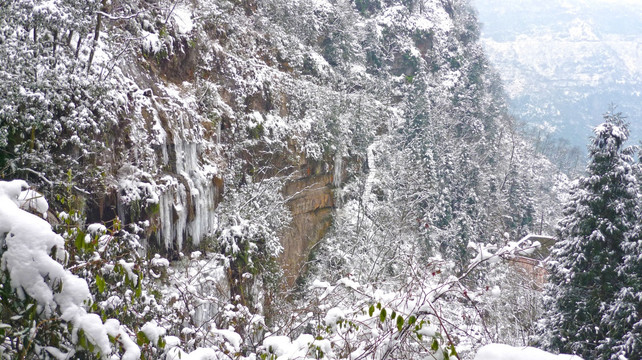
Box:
[0, 180, 140, 358]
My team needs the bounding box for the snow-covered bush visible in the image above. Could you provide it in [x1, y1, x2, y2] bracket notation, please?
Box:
[0, 180, 141, 359]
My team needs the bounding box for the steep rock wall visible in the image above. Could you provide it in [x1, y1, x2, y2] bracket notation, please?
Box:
[281, 167, 335, 286]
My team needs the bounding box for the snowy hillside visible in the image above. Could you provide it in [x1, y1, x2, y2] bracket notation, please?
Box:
[5, 0, 633, 359]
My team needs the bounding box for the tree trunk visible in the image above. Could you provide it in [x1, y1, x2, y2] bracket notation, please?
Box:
[87, 0, 108, 73]
[75, 35, 82, 59]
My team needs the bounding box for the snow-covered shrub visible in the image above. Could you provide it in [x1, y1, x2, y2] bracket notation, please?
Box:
[0, 180, 141, 359]
[211, 178, 290, 324]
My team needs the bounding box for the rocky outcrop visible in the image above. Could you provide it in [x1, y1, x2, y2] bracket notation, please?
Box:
[280, 166, 335, 286]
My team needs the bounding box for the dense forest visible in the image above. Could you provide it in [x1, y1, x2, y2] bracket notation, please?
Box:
[0, 0, 640, 359]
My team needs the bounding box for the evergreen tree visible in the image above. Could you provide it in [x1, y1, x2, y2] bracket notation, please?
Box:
[599, 156, 642, 357]
[540, 110, 640, 359]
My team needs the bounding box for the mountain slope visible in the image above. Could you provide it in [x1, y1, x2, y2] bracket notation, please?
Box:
[0, 0, 567, 358]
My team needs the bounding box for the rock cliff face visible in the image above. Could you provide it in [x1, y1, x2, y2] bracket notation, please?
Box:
[281, 169, 335, 285]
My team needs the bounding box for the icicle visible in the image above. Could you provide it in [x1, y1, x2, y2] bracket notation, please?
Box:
[188, 180, 217, 247]
[363, 141, 378, 204]
[156, 133, 219, 249]
[161, 144, 169, 166]
[158, 182, 188, 250]
[116, 191, 126, 224]
[159, 189, 173, 249]
[333, 152, 343, 187]
[174, 184, 188, 250]
[216, 120, 222, 145]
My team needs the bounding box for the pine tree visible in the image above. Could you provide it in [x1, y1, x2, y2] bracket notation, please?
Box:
[599, 153, 642, 357]
[540, 109, 639, 359]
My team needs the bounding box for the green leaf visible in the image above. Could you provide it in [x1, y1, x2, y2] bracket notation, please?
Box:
[75, 232, 84, 251]
[78, 329, 87, 348]
[396, 315, 404, 332]
[391, 311, 396, 320]
[379, 308, 387, 323]
[376, 302, 381, 310]
[135, 280, 142, 298]
[136, 331, 150, 346]
[96, 274, 106, 294]
[449, 344, 458, 357]
[431, 339, 439, 351]
[408, 315, 416, 325]
[368, 304, 375, 317]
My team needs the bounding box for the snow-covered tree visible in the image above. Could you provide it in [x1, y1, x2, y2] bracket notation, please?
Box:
[540, 109, 640, 359]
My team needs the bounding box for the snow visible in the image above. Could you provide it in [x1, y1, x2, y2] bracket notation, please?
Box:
[141, 320, 166, 345]
[151, 253, 170, 267]
[310, 0, 333, 12]
[119, 328, 142, 360]
[311, 279, 331, 288]
[413, 17, 433, 32]
[118, 259, 139, 284]
[0, 180, 141, 357]
[263, 334, 316, 359]
[173, 6, 194, 34]
[417, 324, 438, 337]
[165, 335, 181, 348]
[469, 242, 500, 264]
[166, 347, 218, 360]
[307, 51, 331, 76]
[44, 346, 70, 360]
[337, 277, 359, 290]
[469, 235, 548, 265]
[71, 312, 111, 355]
[0, 0, 594, 357]
[211, 328, 242, 351]
[1, 180, 74, 313]
[87, 223, 107, 235]
[568, 19, 599, 41]
[142, 31, 161, 53]
[324, 307, 345, 327]
[17, 188, 48, 218]
[474, 344, 584, 360]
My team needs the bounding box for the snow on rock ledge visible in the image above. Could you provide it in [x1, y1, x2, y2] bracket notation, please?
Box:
[474, 344, 583, 360]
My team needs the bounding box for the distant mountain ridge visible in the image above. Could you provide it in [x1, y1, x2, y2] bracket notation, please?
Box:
[473, 0, 642, 148]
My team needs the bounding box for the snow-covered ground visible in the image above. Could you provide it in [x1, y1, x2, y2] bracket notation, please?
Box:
[475, 344, 583, 360]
